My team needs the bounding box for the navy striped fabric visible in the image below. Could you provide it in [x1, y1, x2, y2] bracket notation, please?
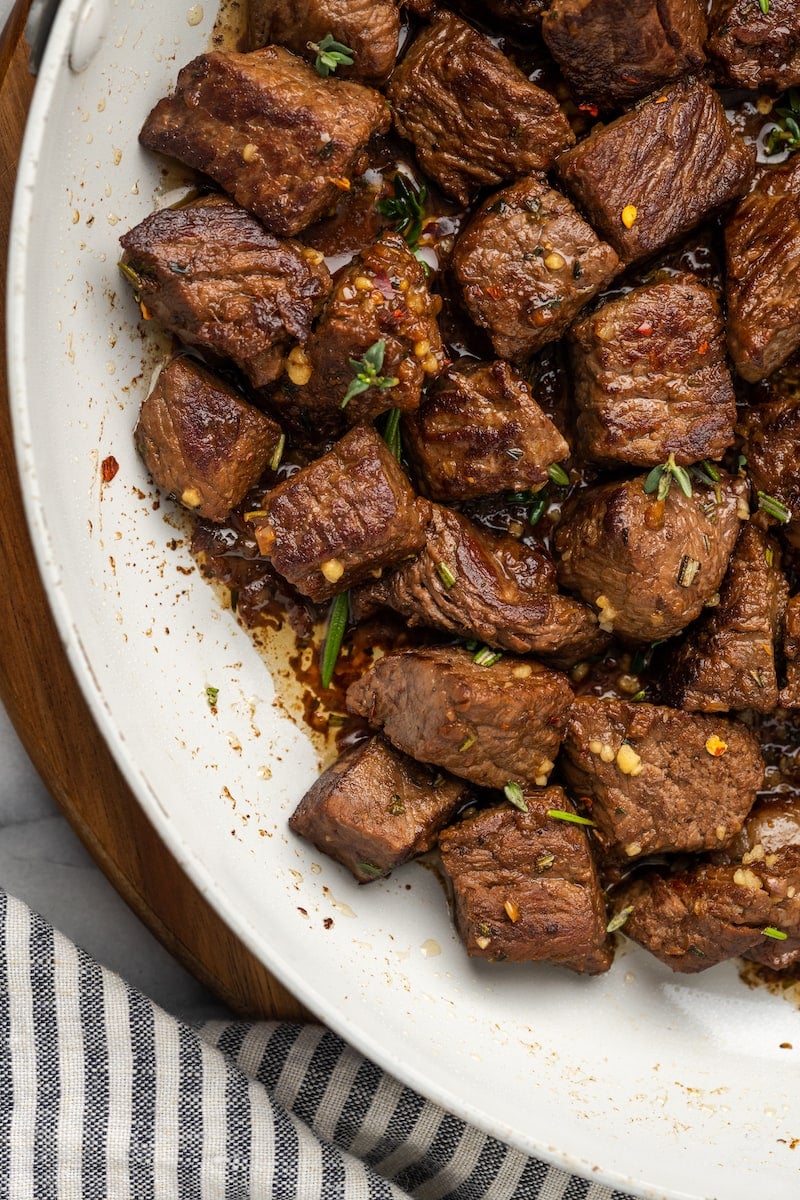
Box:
[0, 889, 637, 1199]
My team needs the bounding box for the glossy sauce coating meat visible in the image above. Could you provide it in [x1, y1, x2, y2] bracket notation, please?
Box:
[739, 392, 800, 544]
[139, 47, 390, 236]
[568, 273, 736, 467]
[402, 359, 568, 501]
[557, 77, 755, 264]
[542, 0, 706, 111]
[135, 356, 283, 523]
[251, 424, 428, 601]
[388, 11, 575, 206]
[554, 471, 747, 643]
[119, 196, 331, 388]
[452, 176, 619, 361]
[707, 0, 800, 90]
[246, 0, 400, 83]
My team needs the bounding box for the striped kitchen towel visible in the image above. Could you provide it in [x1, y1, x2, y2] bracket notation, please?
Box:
[0, 888, 635, 1199]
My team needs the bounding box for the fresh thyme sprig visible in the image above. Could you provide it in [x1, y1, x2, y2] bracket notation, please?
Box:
[309, 33, 354, 77]
[342, 340, 399, 408]
[643, 452, 693, 501]
[758, 0, 770, 14]
[376, 173, 428, 250]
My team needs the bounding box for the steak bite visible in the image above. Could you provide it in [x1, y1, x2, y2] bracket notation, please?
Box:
[276, 232, 446, 435]
[666, 523, 789, 713]
[402, 359, 568, 502]
[289, 735, 469, 882]
[351, 503, 609, 664]
[250, 424, 428, 602]
[568, 274, 736, 467]
[739, 393, 800, 542]
[610, 847, 800, 972]
[553, 471, 748, 643]
[139, 47, 390, 237]
[387, 12, 575, 207]
[119, 196, 331, 389]
[707, 0, 800, 91]
[561, 697, 764, 860]
[438, 787, 613, 973]
[452, 176, 619, 362]
[346, 646, 573, 791]
[247, 0, 400, 84]
[542, 0, 707, 112]
[556, 78, 755, 265]
[135, 356, 283, 523]
[725, 158, 800, 384]
[781, 595, 800, 708]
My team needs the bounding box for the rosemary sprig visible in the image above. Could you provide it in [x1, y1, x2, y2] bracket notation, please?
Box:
[546, 808, 596, 827]
[309, 33, 354, 77]
[342, 340, 399, 408]
[382, 407, 402, 461]
[320, 591, 350, 688]
[758, 491, 791, 524]
[547, 462, 570, 487]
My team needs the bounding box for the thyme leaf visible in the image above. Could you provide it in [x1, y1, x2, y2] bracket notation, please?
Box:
[376, 172, 428, 250]
[309, 33, 355, 77]
[342, 339, 399, 408]
[320, 591, 350, 688]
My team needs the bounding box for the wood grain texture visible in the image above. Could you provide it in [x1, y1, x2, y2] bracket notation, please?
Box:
[0, 26, 308, 1021]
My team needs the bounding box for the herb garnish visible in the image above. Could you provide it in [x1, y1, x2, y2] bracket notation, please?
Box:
[762, 926, 788, 940]
[205, 686, 219, 708]
[504, 782, 528, 812]
[606, 906, 633, 933]
[342, 340, 399, 408]
[269, 433, 286, 473]
[758, 491, 791, 524]
[358, 861, 383, 878]
[376, 173, 428, 251]
[382, 407, 402, 461]
[758, 0, 770, 14]
[320, 591, 350, 688]
[547, 462, 570, 487]
[309, 33, 355, 77]
[436, 561, 457, 589]
[766, 89, 800, 156]
[643, 452, 693, 501]
[473, 646, 502, 666]
[546, 808, 596, 827]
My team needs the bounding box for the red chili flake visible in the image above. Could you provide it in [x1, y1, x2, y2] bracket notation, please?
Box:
[635, 321, 653, 337]
[484, 285, 503, 300]
[621, 74, 642, 84]
[697, 340, 710, 356]
[101, 455, 119, 482]
[392, 307, 406, 321]
[578, 103, 599, 117]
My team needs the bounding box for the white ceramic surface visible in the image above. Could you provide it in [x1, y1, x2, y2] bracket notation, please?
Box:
[8, 5, 800, 1197]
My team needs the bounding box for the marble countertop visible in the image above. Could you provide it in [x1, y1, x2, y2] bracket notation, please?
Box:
[0, 696, 233, 1023]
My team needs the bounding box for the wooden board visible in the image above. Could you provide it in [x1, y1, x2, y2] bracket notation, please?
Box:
[0, 21, 308, 1021]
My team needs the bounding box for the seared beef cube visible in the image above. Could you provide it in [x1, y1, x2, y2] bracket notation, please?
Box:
[135, 356, 282, 523]
[278, 233, 446, 435]
[483, 0, 548, 23]
[119, 197, 330, 389]
[707, 0, 800, 90]
[251, 424, 428, 602]
[346, 646, 573, 790]
[139, 47, 390, 237]
[569, 274, 736, 467]
[352, 504, 609, 665]
[289, 735, 468, 882]
[387, 12, 574, 207]
[247, 0, 400, 83]
[438, 788, 612, 972]
[725, 159, 800, 384]
[611, 847, 800, 972]
[561, 697, 764, 860]
[403, 360, 568, 502]
[781, 595, 800, 708]
[557, 78, 755, 265]
[666, 523, 788, 712]
[452, 177, 619, 362]
[739, 394, 800, 542]
[542, 0, 706, 111]
[554, 471, 748, 643]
